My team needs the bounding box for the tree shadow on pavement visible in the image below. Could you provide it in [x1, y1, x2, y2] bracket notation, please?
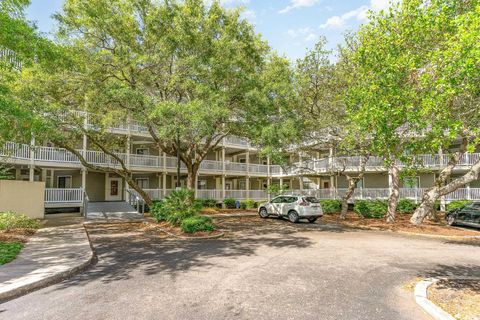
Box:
[418, 264, 480, 293]
[50, 217, 352, 292]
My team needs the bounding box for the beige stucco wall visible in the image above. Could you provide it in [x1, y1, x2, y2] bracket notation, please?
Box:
[0, 180, 45, 219]
[86, 171, 106, 201]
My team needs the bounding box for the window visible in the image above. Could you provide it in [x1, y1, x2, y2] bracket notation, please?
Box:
[136, 178, 149, 189]
[136, 148, 149, 155]
[239, 180, 246, 189]
[355, 178, 364, 189]
[239, 157, 246, 164]
[197, 180, 207, 190]
[57, 176, 72, 188]
[271, 197, 284, 203]
[284, 197, 298, 203]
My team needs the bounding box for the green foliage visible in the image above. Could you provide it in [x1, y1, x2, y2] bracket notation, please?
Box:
[266, 184, 290, 195]
[0, 164, 13, 180]
[150, 189, 200, 225]
[195, 199, 217, 208]
[240, 199, 256, 210]
[397, 199, 418, 214]
[181, 216, 216, 234]
[447, 200, 472, 212]
[320, 200, 342, 214]
[354, 200, 388, 219]
[0, 241, 23, 265]
[0, 212, 40, 230]
[223, 198, 237, 209]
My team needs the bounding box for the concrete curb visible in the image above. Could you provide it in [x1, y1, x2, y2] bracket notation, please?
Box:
[202, 212, 258, 218]
[414, 279, 456, 320]
[0, 225, 95, 303]
[156, 227, 225, 240]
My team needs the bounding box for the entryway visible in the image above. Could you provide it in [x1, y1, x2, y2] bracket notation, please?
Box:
[105, 176, 123, 201]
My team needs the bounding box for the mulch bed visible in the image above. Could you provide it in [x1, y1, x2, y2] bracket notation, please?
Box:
[200, 208, 257, 215]
[321, 212, 480, 237]
[429, 279, 480, 320]
[0, 229, 37, 243]
[87, 221, 223, 239]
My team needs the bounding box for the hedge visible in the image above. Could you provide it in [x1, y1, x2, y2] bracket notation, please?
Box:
[354, 200, 388, 218]
[320, 200, 342, 214]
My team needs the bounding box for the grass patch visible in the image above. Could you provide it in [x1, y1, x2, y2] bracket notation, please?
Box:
[0, 241, 23, 265]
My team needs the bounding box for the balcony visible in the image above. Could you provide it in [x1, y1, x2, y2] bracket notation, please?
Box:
[1, 142, 276, 176]
[67, 111, 253, 148]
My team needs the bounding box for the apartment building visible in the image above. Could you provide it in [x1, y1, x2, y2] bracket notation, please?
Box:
[2, 48, 480, 215]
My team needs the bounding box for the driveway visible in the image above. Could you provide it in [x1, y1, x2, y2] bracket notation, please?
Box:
[1, 217, 479, 320]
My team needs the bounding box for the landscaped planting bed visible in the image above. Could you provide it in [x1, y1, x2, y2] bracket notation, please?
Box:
[321, 211, 480, 237]
[428, 279, 480, 320]
[0, 212, 41, 265]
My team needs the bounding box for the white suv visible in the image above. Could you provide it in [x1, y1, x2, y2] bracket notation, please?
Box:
[258, 195, 323, 223]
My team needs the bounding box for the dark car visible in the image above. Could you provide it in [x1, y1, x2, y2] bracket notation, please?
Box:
[446, 202, 480, 229]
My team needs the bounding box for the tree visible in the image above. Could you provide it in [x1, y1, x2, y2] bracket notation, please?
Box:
[60, 0, 278, 191]
[0, 0, 57, 146]
[410, 1, 480, 224]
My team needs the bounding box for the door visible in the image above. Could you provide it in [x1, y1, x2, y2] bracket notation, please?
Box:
[269, 196, 284, 215]
[282, 196, 298, 215]
[106, 177, 123, 201]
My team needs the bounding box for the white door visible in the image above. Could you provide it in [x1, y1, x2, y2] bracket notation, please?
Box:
[106, 177, 123, 201]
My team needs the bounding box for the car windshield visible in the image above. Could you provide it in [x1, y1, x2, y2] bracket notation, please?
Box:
[304, 197, 320, 203]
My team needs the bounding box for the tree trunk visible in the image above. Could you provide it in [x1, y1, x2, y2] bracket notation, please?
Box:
[125, 176, 153, 206]
[185, 163, 199, 198]
[411, 156, 480, 225]
[387, 164, 400, 223]
[340, 179, 356, 219]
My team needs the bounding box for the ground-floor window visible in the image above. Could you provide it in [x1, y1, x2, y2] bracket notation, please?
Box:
[57, 176, 72, 188]
[136, 178, 149, 189]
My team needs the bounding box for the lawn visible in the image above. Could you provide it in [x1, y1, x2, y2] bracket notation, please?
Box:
[0, 242, 23, 265]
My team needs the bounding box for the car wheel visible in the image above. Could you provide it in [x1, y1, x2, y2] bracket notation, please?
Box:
[307, 217, 317, 223]
[259, 207, 269, 218]
[288, 210, 299, 223]
[447, 215, 456, 226]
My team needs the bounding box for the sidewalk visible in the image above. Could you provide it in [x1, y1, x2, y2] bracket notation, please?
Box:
[0, 224, 94, 302]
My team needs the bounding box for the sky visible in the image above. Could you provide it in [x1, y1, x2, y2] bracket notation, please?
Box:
[26, 0, 392, 62]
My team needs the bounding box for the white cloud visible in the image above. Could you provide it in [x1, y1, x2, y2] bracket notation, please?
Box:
[241, 9, 256, 22]
[320, 0, 393, 30]
[287, 27, 317, 42]
[279, 0, 318, 14]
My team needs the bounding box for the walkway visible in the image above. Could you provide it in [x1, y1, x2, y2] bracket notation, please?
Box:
[0, 224, 94, 301]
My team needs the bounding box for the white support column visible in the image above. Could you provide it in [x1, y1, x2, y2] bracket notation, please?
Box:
[246, 177, 250, 199]
[29, 136, 35, 182]
[267, 156, 271, 201]
[162, 173, 167, 198]
[81, 169, 87, 191]
[41, 168, 47, 183]
[82, 117, 88, 193]
[222, 147, 226, 200]
[49, 169, 55, 188]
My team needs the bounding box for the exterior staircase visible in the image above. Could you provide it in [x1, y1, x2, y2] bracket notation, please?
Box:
[86, 201, 144, 220]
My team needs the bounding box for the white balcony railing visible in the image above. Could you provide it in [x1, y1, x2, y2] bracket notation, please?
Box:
[4, 142, 480, 176]
[45, 188, 84, 204]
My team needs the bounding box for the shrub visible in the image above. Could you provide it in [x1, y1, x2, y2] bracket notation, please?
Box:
[0, 212, 41, 231]
[447, 200, 472, 212]
[150, 189, 201, 225]
[354, 200, 387, 218]
[320, 200, 342, 214]
[0, 242, 23, 265]
[181, 216, 216, 233]
[240, 199, 256, 210]
[224, 198, 237, 209]
[194, 198, 217, 208]
[397, 199, 417, 214]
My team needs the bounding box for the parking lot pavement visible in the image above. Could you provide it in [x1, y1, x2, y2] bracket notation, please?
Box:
[1, 217, 479, 320]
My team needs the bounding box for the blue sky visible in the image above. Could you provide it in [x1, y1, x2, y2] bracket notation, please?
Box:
[26, 0, 391, 61]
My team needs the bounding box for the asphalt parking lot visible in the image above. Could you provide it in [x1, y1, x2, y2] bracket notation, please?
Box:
[1, 217, 479, 320]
